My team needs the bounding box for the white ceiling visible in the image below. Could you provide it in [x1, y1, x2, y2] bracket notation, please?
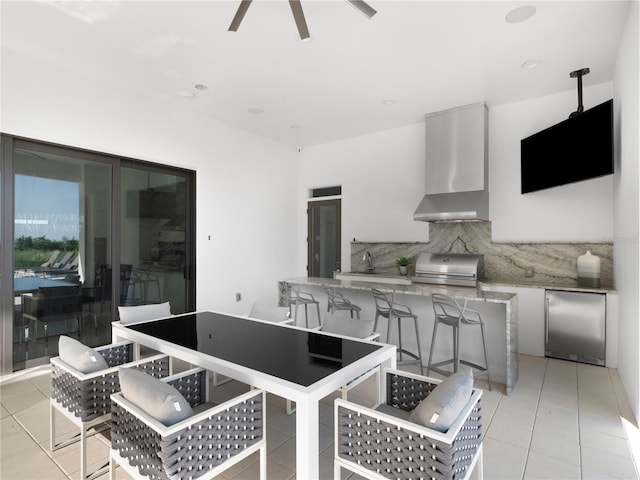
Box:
[1, 0, 631, 147]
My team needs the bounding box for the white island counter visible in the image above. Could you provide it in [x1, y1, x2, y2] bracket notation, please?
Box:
[282, 276, 518, 394]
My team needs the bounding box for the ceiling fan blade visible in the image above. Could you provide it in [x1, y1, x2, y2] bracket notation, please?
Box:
[345, 0, 377, 19]
[228, 0, 253, 32]
[288, 0, 311, 40]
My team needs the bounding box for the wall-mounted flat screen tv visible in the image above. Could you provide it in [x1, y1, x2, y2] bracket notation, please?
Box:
[521, 99, 613, 194]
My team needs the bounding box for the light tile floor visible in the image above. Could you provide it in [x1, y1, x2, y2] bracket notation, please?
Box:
[1, 355, 639, 479]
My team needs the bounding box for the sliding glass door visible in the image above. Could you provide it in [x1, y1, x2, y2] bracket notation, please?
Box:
[10, 143, 112, 369]
[120, 165, 191, 313]
[1, 136, 195, 373]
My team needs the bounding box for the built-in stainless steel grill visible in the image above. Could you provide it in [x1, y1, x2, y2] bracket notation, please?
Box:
[412, 253, 484, 287]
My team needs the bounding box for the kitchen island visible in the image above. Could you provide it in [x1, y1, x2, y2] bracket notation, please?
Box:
[282, 276, 518, 394]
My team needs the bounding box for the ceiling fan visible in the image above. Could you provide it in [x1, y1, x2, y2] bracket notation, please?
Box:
[228, 0, 377, 41]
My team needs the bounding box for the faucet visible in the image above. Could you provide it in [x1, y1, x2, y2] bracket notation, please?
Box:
[363, 251, 374, 272]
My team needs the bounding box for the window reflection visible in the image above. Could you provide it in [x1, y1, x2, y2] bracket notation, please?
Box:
[120, 168, 187, 311]
[13, 148, 112, 370]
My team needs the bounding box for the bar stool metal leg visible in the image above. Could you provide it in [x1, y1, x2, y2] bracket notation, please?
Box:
[413, 314, 424, 374]
[290, 285, 321, 328]
[429, 293, 491, 390]
[396, 318, 402, 361]
[391, 312, 423, 375]
[479, 317, 492, 391]
[372, 289, 423, 374]
[426, 317, 439, 376]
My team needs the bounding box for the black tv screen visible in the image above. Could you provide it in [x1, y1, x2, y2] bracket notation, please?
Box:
[521, 99, 614, 194]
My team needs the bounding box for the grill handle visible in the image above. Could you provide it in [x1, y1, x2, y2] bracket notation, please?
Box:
[414, 271, 477, 279]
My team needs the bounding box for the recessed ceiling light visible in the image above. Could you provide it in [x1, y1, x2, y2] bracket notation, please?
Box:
[248, 107, 264, 114]
[505, 5, 536, 23]
[522, 59, 542, 70]
[194, 84, 208, 91]
[290, 125, 301, 131]
[178, 91, 196, 99]
[383, 99, 396, 105]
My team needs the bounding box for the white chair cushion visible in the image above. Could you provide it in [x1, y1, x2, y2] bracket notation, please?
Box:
[118, 302, 171, 324]
[118, 367, 193, 426]
[408, 367, 473, 432]
[321, 314, 374, 339]
[248, 303, 290, 322]
[58, 335, 109, 374]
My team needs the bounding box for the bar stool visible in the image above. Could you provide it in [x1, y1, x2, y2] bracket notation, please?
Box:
[371, 288, 423, 374]
[428, 293, 492, 390]
[290, 284, 321, 328]
[322, 285, 361, 319]
[133, 269, 161, 303]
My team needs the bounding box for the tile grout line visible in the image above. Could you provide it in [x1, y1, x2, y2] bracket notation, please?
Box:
[4, 358, 640, 480]
[609, 367, 640, 478]
[519, 357, 547, 480]
[8, 392, 71, 479]
[577, 364, 584, 479]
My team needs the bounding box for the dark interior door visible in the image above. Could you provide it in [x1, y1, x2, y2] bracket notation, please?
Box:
[307, 199, 341, 278]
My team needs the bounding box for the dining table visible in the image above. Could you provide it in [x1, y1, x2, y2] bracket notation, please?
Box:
[112, 310, 397, 480]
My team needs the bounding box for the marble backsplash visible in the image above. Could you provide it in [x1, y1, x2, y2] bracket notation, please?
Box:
[350, 222, 614, 289]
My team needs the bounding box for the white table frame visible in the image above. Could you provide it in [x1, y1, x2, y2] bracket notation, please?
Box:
[112, 311, 397, 480]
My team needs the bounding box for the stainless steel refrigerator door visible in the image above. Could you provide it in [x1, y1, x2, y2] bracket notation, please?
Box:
[545, 290, 606, 366]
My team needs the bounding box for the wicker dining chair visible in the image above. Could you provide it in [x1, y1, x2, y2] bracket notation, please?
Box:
[334, 368, 483, 480]
[110, 367, 267, 480]
[50, 339, 170, 480]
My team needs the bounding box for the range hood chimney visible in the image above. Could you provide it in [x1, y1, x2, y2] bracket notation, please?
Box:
[414, 102, 489, 222]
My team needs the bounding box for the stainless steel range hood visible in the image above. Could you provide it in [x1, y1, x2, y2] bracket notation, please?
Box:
[413, 191, 489, 222]
[414, 102, 489, 222]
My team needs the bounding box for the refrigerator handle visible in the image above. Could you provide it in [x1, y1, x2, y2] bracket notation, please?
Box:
[544, 296, 550, 344]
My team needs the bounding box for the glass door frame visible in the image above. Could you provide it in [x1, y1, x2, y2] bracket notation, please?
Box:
[1, 135, 16, 375]
[0, 135, 196, 374]
[307, 198, 342, 278]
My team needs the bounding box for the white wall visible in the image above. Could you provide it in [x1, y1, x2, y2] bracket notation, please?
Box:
[298, 84, 616, 273]
[297, 124, 429, 273]
[613, 1, 640, 421]
[1, 49, 299, 315]
[490, 83, 615, 242]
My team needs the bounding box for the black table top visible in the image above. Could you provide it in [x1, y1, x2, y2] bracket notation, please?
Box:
[125, 311, 382, 387]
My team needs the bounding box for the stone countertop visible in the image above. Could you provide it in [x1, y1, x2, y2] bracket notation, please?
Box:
[285, 276, 516, 304]
[480, 280, 617, 294]
[331, 271, 617, 295]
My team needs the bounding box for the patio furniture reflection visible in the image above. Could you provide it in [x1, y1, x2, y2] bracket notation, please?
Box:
[22, 285, 83, 341]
